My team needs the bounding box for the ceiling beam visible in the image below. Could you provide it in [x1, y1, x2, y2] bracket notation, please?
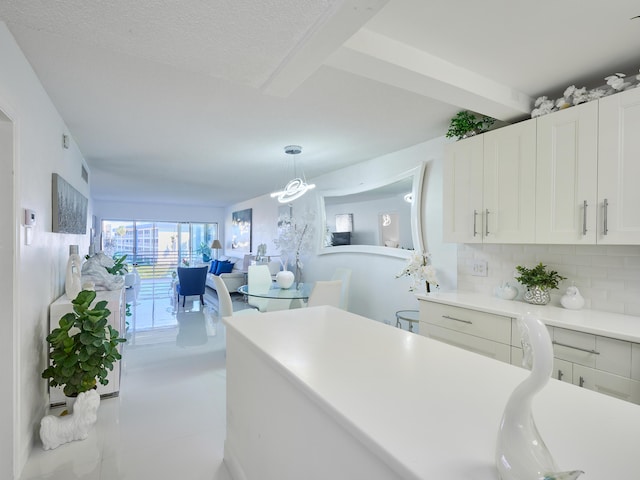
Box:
[261, 0, 390, 97]
[325, 28, 533, 121]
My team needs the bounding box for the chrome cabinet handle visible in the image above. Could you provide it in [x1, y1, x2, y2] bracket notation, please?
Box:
[557, 369, 564, 381]
[485, 209, 490, 236]
[552, 340, 600, 355]
[442, 315, 472, 325]
[579, 376, 585, 388]
[582, 200, 588, 236]
[603, 198, 608, 235]
[473, 209, 478, 237]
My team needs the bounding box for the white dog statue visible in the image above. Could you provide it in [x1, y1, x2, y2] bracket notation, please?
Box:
[40, 389, 100, 450]
[81, 252, 125, 291]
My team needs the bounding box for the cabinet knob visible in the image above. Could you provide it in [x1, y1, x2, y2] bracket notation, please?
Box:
[579, 376, 585, 388]
[557, 369, 564, 381]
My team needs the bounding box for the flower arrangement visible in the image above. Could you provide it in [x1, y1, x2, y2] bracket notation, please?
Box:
[531, 68, 640, 118]
[273, 210, 315, 284]
[396, 252, 438, 292]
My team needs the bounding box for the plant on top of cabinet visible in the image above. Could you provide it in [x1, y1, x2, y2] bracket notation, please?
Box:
[445, 110, 495, 140]
[515, 262, 566, 305]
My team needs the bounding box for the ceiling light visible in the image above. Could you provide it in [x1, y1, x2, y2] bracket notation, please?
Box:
[270, 145, 316, 203]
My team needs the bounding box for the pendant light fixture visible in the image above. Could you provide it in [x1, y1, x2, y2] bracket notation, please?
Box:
[270, 145, 316, 203]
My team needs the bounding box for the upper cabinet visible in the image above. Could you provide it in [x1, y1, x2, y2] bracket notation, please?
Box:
[536, 101, 598, 243]
[443, 135, 483, 243]
[443, 119, 536, 244]
[444, 87, 640, 245]
[598, 87, 640, 244]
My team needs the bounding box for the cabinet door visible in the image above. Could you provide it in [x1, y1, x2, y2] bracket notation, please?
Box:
[483, 119, 537, 243]
[536, 101, 598, 243]
[443, 135, 484, 243]
[573, 364, 640, 404]
[553, 358, 573, 384]
[598, 87, 640, 244]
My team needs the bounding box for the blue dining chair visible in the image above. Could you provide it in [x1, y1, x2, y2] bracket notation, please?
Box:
[176, 266, 208, 307]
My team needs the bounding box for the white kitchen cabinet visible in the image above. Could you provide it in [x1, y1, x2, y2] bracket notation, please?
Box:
[48, 288, 125, 406]
[598, 87, 640, 244]
[419, 296, 640, 404]
[536, 101, 599, 243]
[419, 301, 512, 363]
[443, 135, 483, 243]
[572, 364, 640, 404]
[482, 119, 537, 243]
[443, 120, 536, 244]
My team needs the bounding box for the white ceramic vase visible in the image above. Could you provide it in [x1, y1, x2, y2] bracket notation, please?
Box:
[276, 270, 295, 289]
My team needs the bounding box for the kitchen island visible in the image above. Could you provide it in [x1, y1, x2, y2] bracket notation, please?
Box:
[223, 305, 640, 479]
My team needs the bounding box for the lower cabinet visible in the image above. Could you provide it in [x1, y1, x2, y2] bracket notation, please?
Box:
[419, 301, 512, 363]
[419, 298, 640, 405]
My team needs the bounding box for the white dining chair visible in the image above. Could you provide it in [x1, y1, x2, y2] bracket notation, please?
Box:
[331, 268, 351, 310]
[247, 265, 274, 312]
[307, 280, 343, 308]
[213, 275, 259, 317]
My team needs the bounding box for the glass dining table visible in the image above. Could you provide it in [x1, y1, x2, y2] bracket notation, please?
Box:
[237, 283, 314, 310]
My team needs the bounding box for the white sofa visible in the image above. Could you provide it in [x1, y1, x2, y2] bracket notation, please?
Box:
[205, 255, 248, 295]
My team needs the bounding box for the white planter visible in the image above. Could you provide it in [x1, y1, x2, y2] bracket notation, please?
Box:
[276, 270, 295, 289]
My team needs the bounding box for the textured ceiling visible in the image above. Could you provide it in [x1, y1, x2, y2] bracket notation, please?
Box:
[1, 0, 639, 206]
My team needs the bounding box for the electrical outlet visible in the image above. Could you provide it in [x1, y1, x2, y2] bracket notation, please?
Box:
[472, 260, 488, 277]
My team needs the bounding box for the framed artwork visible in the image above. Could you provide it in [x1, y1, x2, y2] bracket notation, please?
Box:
[52, 173, 88, 234]
[335, 213, 353, 233]
[231, 208, 252, 253]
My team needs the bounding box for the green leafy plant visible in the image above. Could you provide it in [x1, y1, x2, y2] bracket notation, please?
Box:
[42, 290, 126, 397]
[446, 110, 495, 140]
[515, 262, 566, 291]
[196, 241, 212, 261]
[105, 254, 128, 275]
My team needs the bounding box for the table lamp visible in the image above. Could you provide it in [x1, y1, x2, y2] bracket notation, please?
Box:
[211, 239, 222, 260]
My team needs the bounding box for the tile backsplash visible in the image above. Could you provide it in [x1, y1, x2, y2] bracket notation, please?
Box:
[457, 244, 640, 316]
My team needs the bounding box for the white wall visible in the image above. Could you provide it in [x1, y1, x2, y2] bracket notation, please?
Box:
[0, 22, 91, 478]
[226, 138, 459, 323]
[458, 243, 640, 316]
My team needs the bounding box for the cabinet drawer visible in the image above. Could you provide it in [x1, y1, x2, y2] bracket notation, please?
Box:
[421, 322, 511, 363]
[420, 302, 511, 344]
[573, 365, 640, 404]
[552, 327, 631, 377]
[552, 327, 597, 368]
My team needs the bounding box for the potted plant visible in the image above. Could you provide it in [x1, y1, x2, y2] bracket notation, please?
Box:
[42, 290, 126, 407]
[515, 262, 566, 305]
[105, 253, 128, 275]
[446, 110, 495, 140]
[196, 242, 212, 262]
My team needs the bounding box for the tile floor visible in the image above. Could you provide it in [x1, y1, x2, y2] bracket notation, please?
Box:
[21, 290, 235, 480]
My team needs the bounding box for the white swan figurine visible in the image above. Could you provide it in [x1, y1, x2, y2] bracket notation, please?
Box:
[496, 313, 583, 480]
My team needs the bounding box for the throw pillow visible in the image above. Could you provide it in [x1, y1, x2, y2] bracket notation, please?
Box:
[215, 261, 234, 275]
[209, 260, 220, 274]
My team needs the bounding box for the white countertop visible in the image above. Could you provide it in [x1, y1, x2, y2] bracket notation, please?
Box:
[224, 306, 640, 478]
[417, 291, 640, 343]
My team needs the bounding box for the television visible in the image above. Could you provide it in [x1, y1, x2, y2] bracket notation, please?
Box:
[331, 232, 351, 246]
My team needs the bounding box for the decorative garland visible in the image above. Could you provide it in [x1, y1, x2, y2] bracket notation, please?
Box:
[531, 69, 640, 118]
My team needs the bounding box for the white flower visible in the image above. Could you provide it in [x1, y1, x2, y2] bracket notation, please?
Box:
[68, 326, 81, 337]
[273, 210, 315, 271]
[605, 73, 629, 91]
[563, 85, 576, 99]
[572, 87, 588, 105]
[396, 252, 438, 292]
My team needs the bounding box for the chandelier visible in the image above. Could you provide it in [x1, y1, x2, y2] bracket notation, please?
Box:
[270, 145, 316, 203]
